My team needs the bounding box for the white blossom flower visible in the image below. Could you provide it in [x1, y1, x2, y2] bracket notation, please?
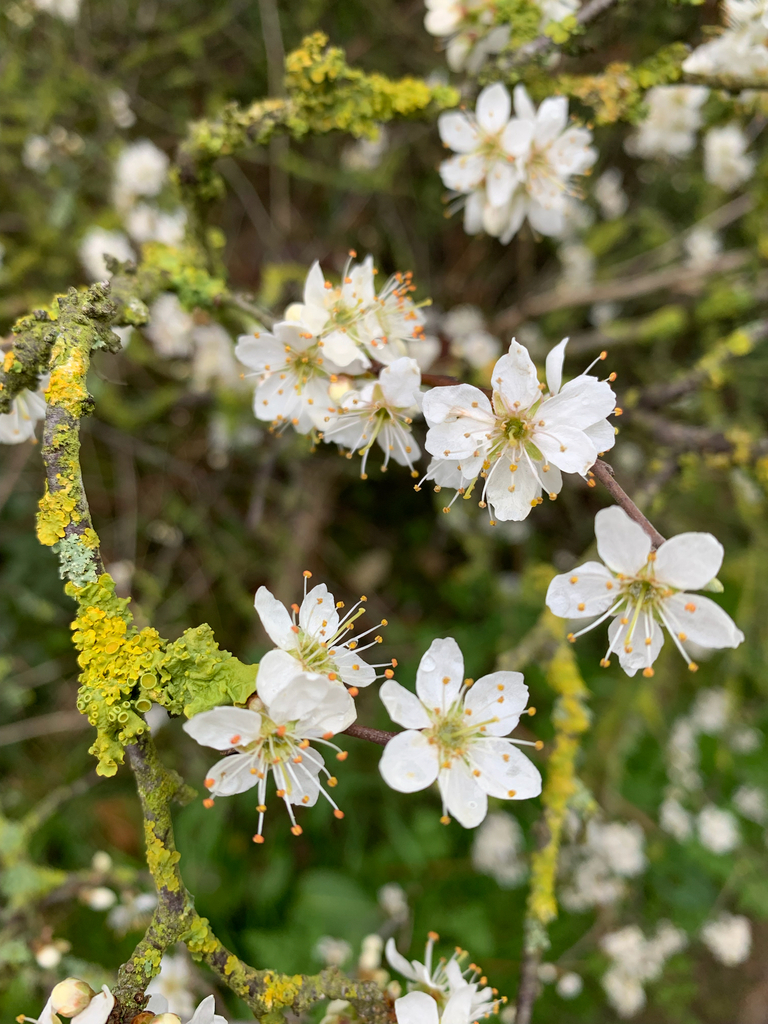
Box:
[22, 982, 114, 1024]
[184, 674, 352, 842]
[601, 970, 646, 1019]
[146, 951, 196, 1020]
[0, 385, 46, 444]
[556, 972, 583, 999]
[733, 784, 768, 823]
[600, 923, 686, 1018]
[690, 688, 730, 734]
[22, 135, 52, 173]
[289, 255, 427, 369]
[378, 637, 542, 827]
[379, 882, 409, 921]
[683, 0, 768, 82]
[701, 912, 752, 965]
[342, 129, 389, 172]
[315, 936, 353, 967]
[625, 86, 709, 160]
[437, 83, 534, 242]
[560, 818, 646, 911]
[424, 0, 509, 74]
[594, 168, 629, 219]
[79, 227, 134, 281]
[236, 321, 344, 434]
[255, 571, 392, 693]
[319, 357, 423, 477]
[490, 84, 597, 240]
[107, 890, 157, 934]
[108, 88, 136, 129]
[419, 338, 616, 522]
[558, 243, 595, 290]
[697, 804, 740, 853]
[191, 322, 240, 392]
[30, 0, 80, 22]
[684, 226, 722, 269]
[125, 204, 187, 246]
[730, 725, 762, 753]
[386, 933, 500, 1017]
[471, 810, 527, 887]
[146, 293, 195, 358]
[442, 307, 501, 369]
[114, 139, 169, 209]
[81, 886, 117, 910]
[659, 795, 694, 841]
[546, 506, 744, 676]
[704, 124, 755, 191]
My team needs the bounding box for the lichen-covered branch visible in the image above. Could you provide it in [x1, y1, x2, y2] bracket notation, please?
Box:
[515, 629, 591, 1024]
[177, 32, 458, 206]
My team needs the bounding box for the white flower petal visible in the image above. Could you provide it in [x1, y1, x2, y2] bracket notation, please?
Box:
[534, 96, 569, 146]
[583, 417, 616, 455]
[422, 383, 492, 425]
[71, 988, 115, 1024]
[543, 376, 617, 429]
[322, 330, 369, 369]
[501, 117, 534, 158]
[254, 586, 295, 648]
[256, 649, 304, 708]
[330, 648, 377, 687]
[491, 341, 542, 412]
[464, 671, 529, 735]
[379, 730, 439, 793]
[386, 937, 419, 982]
[298, 683, 357, 735]
[545, 337, 568, 395]
[609, 613, 664, 677]
[477, 82, 511, 134]
[487, 160, 518, 207]
[439, 760, 488, 828]
[513, 83, 537, 122]
[415, 637, 465, 708]
[304, 260, 328, 310]
[526, 200, 563, 237]
[183, 707, 261, 749]
[380, 679, 432, 729]
[464, 190, 485, 234]
[299, 583, 340, 641]
[485, 452, 540, 521]
[395, 991, 440, 1024]
[187, 996, 228, 1024]
[438, 111, 481, 154]
[664, 593, 744, 651]
[440, 153, 487, 193]
[469, 738, 542, 799]
[546, 562, 617, 618]
[595, 506, 652, 576]
[534, 424, 597, 476]
[378, 357, 422, 407]
[204, 753, 261, 796]
[442, 986, 476, 1024]
[653, 533, 724, 590]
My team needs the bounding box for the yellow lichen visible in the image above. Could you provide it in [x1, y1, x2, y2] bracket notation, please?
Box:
[260, 972, 303, 1011]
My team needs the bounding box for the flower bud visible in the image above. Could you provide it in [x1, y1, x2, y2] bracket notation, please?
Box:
[130, 1014, 155, 1024]
[150, 1015, 182, 1024]
[50, 979, 95, 1017]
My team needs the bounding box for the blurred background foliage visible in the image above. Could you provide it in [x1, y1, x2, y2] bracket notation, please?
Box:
[3, 0, 768, 1021]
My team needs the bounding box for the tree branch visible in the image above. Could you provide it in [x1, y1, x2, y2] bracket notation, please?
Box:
[589, 460, 665, 547]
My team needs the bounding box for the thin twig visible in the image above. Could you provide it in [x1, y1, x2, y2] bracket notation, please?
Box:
[590, 459, 665, 547]
[0, 710, 90, 747]
[344, 723, 397, 746]
[494, 250, 749, 334]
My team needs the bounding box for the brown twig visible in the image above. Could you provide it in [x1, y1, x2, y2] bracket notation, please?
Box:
[344, 723, 397, 746]
[590, 459, 665, 547]
[493, 250, 749, 335]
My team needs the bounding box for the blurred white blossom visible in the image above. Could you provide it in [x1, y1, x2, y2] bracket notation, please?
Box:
[703, 124, 755, 191]
[315, 936, 353, 967]
[697, 804, 740, 853]
[733, 784, 768, 824]
[471, 811, 527, 887]
[30, 0, 80, 21]
[114, 139, 169, 209]
[684, 226, 722, 269]
[79, 227, 134, 281]
[659, 795, 693, 841]
[594, 168, 628, 219]
[625, 86, 709, 160]
[701, 912, 752, 965]
[146, 951, 197, 1020]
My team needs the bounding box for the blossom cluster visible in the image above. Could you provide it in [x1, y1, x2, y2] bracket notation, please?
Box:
[438, 82, 597, 242]
[24, 978, 226, 1024]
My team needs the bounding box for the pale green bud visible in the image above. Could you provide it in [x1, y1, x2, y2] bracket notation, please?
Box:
[50, 979, 95, 1017]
